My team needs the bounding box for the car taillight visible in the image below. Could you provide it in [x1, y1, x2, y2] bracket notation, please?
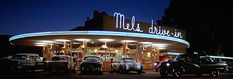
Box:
[17, 61, 21, 65]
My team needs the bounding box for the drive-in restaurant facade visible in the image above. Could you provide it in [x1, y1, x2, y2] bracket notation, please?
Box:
[9, 11, 189, 71]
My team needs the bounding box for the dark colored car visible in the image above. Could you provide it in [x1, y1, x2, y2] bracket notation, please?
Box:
[226, 62, 233, 72]
[158, 54, 228, 78]
[153, 61, 161, 72]
[0, 56, 14, 73]
[80, 56, 103, 74]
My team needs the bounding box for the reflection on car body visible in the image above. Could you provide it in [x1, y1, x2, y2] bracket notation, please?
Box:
[45, 55, 76, 73]
[80, 55, 103, 74]
[10, 53, 43, 72]
[158, 54, 228, 78]
[153, 61, 161, 72]
[110, 57, 143, 74]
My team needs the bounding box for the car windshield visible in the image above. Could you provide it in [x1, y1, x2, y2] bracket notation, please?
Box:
[52, 56, 66, 61]
[201, 57, 214, 62]
[123, 60, 136, 63]
[175, 55, 187, 60]
[84, 56, 100, 61]
[175, 55, 199, 61]
[85, 58, 99, 62]
[12, 55, 27, 60]
[123, 58, 134, 60]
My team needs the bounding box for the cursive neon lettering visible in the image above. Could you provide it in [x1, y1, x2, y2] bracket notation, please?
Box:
[174, 29, 183, 38]
[114, 12, 182, 38]
[114, 12, 143, 32]
[114, 12, 124, 29]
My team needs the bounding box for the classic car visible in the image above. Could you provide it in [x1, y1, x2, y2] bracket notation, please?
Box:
[45, 55, 76, 73]
[158, 54, 228, 77]
[10, 53, 44, 72]
[110, 57, 143, 74]
[0, 56, 14, 72]
[153, 61, 161, 72]
[80, 56, 103, 74]
[227, 62, 233, 72]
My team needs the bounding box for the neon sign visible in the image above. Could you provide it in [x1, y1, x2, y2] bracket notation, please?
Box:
[149, 20, 183, 38]
[114, 12, 143, 32]
[113, 12, 183, 38]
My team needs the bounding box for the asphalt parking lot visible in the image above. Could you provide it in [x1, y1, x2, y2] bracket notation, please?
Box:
[2, 70, 233, 79]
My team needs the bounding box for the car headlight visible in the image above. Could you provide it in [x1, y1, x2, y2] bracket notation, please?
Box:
[124, 64, 129, 70]
[166, 63, 170, 66]
[17, 61, 21, 65]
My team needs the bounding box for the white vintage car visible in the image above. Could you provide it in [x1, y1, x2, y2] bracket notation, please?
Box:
[10, 53, 44, 72]
[110, 58, 143, 74]
[45, 55, 76, 73]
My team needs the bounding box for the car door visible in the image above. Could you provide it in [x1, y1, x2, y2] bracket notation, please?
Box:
[111, 60, 119, 70]
[182, 57, 200, 73]
[29, 56, 36, 66]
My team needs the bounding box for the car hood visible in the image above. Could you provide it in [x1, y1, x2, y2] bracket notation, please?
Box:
[125, 62, 141, 66]
[81, 61, 101, 64]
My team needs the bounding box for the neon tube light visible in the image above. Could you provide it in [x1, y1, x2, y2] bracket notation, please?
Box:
[9, 31, 190, 47]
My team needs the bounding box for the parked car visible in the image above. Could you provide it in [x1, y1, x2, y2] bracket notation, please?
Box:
[226, 62, 233, 72]
[0, 56, 14, 72]
[80, 55, 103, 74]
[45, 55, 76, 73]
[153, 61, 161, 72]
[10, 53, 44, 72]
[158, 54, 228, 78]
[110, 57, 143, 74]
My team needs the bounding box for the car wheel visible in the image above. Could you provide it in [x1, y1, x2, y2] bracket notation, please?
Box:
[210, 70, 219, 77]
[30, 68, 35, 73]
[99, 71, 103, 74]
[65, 68, 71, 73]
[49, 67, 56, 73]
[80, 67, 85, 74]
[110, 66, 114, 73]
[196, 73, 202, 76]
[137, 70, 142, 74]
[119, 65, 123, 72]
[70, 66, 76, 73]
[160, 70, 168, 77]
[173, 70, 182, 78]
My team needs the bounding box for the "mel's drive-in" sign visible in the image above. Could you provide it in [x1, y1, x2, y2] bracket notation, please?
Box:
[113, 12, 183, 39]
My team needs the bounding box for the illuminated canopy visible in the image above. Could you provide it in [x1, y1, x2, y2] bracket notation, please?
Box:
[9, 31, 189, 47]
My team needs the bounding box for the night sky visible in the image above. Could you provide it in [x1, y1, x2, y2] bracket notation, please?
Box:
[0, 0, 170, 35]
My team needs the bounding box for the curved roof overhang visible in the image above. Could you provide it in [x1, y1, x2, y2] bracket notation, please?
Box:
[9, 31, 190, 53]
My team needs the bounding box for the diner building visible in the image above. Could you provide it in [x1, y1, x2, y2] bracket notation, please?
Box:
[9, 11, 189, 71]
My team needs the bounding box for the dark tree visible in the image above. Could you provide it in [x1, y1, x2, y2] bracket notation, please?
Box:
[0, 35, 43, 57]
[158, 0, 233, 56]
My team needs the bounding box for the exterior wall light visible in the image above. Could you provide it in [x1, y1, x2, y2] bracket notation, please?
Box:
[147, 52, 151, 58]
[54, 39, 70, 42]
[115, 50, 118, 53]
[98, 39, 114, 42]
[121, 40, 136, 42]
[74, 38, 91, 41]
[139, 42, 153, 44]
